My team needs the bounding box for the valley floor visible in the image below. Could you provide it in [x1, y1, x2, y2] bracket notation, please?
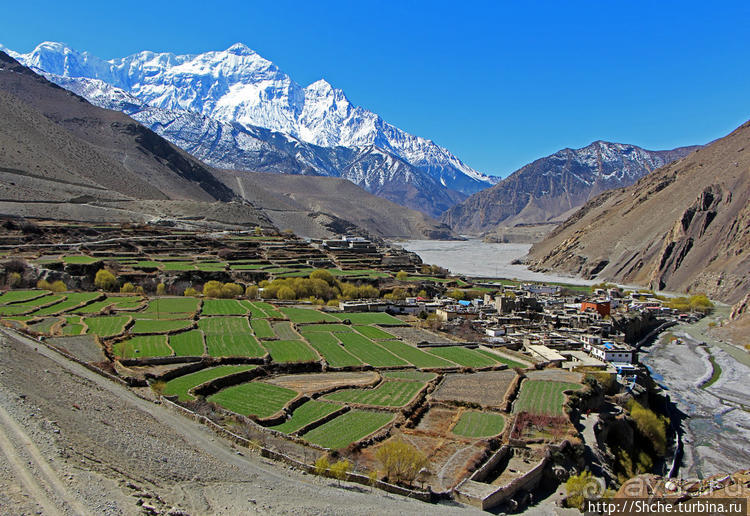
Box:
[640, 310, 750, 479]
[0, 328, 482, 515]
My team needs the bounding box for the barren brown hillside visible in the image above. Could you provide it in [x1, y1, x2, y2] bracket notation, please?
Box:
[528, 121, 750, 303]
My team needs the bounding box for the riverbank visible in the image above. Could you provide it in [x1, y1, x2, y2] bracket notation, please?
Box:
[640, 309, 750, 479]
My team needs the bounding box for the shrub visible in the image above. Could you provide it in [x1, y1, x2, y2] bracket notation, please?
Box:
[375, 439, 428, 486]
[396, 270, 408, 281]
[36, 279, 52, 290]
[135, 286, 145, 295]
[565, 470, 600, 509]
[314, 456, 330, 477]
[156, 283, 167, 296]
[245, 285, 258, 299]
[120, 282, 136, 293]
[448, 289, 465, 300]
[327, 299, 340, 307]
[8, 272, 21, 287]
[329, 459, 352, 485]
[627, 400, 668, 456]
[94, 269, 117, 291]
[184, 287, 199, 297]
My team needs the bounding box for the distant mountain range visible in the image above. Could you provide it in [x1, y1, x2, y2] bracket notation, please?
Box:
[527, 120, 750, 304]
[0, 51, 454, 240]
[442, 141, 699, 234]
[2, 42, 496, 217]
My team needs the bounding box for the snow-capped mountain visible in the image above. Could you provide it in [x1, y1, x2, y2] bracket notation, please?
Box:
[4, 42, 495, 201]
[441, 140, 700, 233]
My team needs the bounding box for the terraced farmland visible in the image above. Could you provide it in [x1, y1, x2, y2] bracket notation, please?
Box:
[142, 297, 199, 315]
[475, 349, 527, 369]
[250, 318, 275, 339]
[130, 319, 193, 334]
[323, 380, 424, 407]
[427, 346, 499, 368]
[62, 316, 85, 336]
[0, 294, 65, 316]
[280, 307, 338, 323]
[378, 340, 456, 368]
[451, 411, 506, 438]
[299, 324, 353, 333]
[381, 370, 437, 382]
[301, 410, 393, 449]
[513, 380, 582, 416]
[353, 325, 396, 340]
[304, 332, 362, 368]
[71, 296, 144, 314]
[271, 321, 299, 340]
[262, 340, 318, 363]
[84, 315, 130, 337]
[0, 290, 47, 304]
[333, 312, 403, 325]
[208, 382, 297, 418]
[252, 302, 284, 319]
[201, 299, 248, 316]
[168, 330, 205, 356]
[113, 335, 171, 359]
[199, 317, 265, 357]
[28, 292, 101, 316]
[163, 365, 256, 401]
[269, 400, 340, 434]
[337, 332, 407, 367]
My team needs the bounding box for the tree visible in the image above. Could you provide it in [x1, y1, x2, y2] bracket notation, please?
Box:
[135, 286, 145, 295]
[314, 456, 330, 477]
[120, 282, 136, 293]
[8, 272, 21, 288]
[374, 439, 428, 486]
[565, 470, 600, 510]
[309, 269, 335, 286]
[221, 282, 244, 298]
[368, 470, 379, 492]
[327, 299, 340, 307]
[448, 289, 465, 300]
[36, 279, 52, 290]
[245, 285, 258, 299]
[203, 280, 223, 298]
[417, 290, 427, 298]
[396, 270, 408, 281]
[184, 287, 199, 297]
[277, 286, 296, 300]
[156, 283, 167, 296]
[94, 269, 117, 291]
[329, 459, 351, 485]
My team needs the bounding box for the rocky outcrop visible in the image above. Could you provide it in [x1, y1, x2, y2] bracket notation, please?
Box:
[528, 120, 750, 304]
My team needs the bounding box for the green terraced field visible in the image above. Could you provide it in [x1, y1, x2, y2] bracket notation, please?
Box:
[337, 332, 407, 367]
[474, 349, 527, 369]
[205, 334, 264, 357]
[134, 260, 161, 269]
[513, 380, 582, 416]
[143, 297, 199, 314]
[131, 319, 193, 334]
[271, 321, 299, 340]
[280, 307, 338, 323]
[255, 302, 284, 319]
[113, 335, 171, 359]
[0, 294, 65, 316]
[250, 318, 275, 339]
[62, 255, 100, 264]
[201, 299, 248, 316]
[304, 332, 362, 368]
[29, 292, 101, 316]
[168, 330, 205, 356]
[262, 340, 318, 363]
[301, 410, 393, 449]
[381, 370, 437, 382]
[27, 317, 60, 334]
[333, 312, 403, 325]
[0, 290, 47, 304]
[161, 261, 195, 271]
[163, 365, 256, 401]
[451, 411, 506, 438]
[194, 262, 227, 272]
[269, 400, 340, 434]
[323, 380, 424, 407]
[378, 340, 456, 368]
[208, 382, 297, 418]
[84, 315, 130, 337]
[239, 300, 267, 318]
[427, 347, 499, 368]
[353, 325, 396, 340]
[299, 323, 353, 333]
[62, 316, 85, 336]
[71, 296, 144, 314]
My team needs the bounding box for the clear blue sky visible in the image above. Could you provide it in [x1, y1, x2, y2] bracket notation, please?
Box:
[3, 0, 749, 177]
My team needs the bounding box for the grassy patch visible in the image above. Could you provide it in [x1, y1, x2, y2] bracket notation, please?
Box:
[378, 340, 456, 368]
[304, 332, 362, 368]
[269, 400, 340, 434]
[169, 330, 205, 356]
[208, 382, 297, 418]
[323, 380, 424, 407]
[262, 340, 318, 363]
[451, 411, 505, 438]
[337, 332, 408, 367]
[354, 325, 396, 339]
[84, 315, 130, 337]
[143, 297, 199, 315]
[131, 319, 193, 334]
[163, 365, 255, 401]
[702, 353, 722, 389]
[427, 347, 498, 368]
[201, 299, 249, 316]
[333, 312, 403, 325]
[514, 380, 581, 416]
[302, 410, 393, 449]
[280, 307, 339, 323]
[113, 335, 171, 359]
[250, 318, 275, 339]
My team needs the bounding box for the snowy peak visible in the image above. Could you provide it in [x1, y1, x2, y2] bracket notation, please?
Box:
[6, 41, 494, 195]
